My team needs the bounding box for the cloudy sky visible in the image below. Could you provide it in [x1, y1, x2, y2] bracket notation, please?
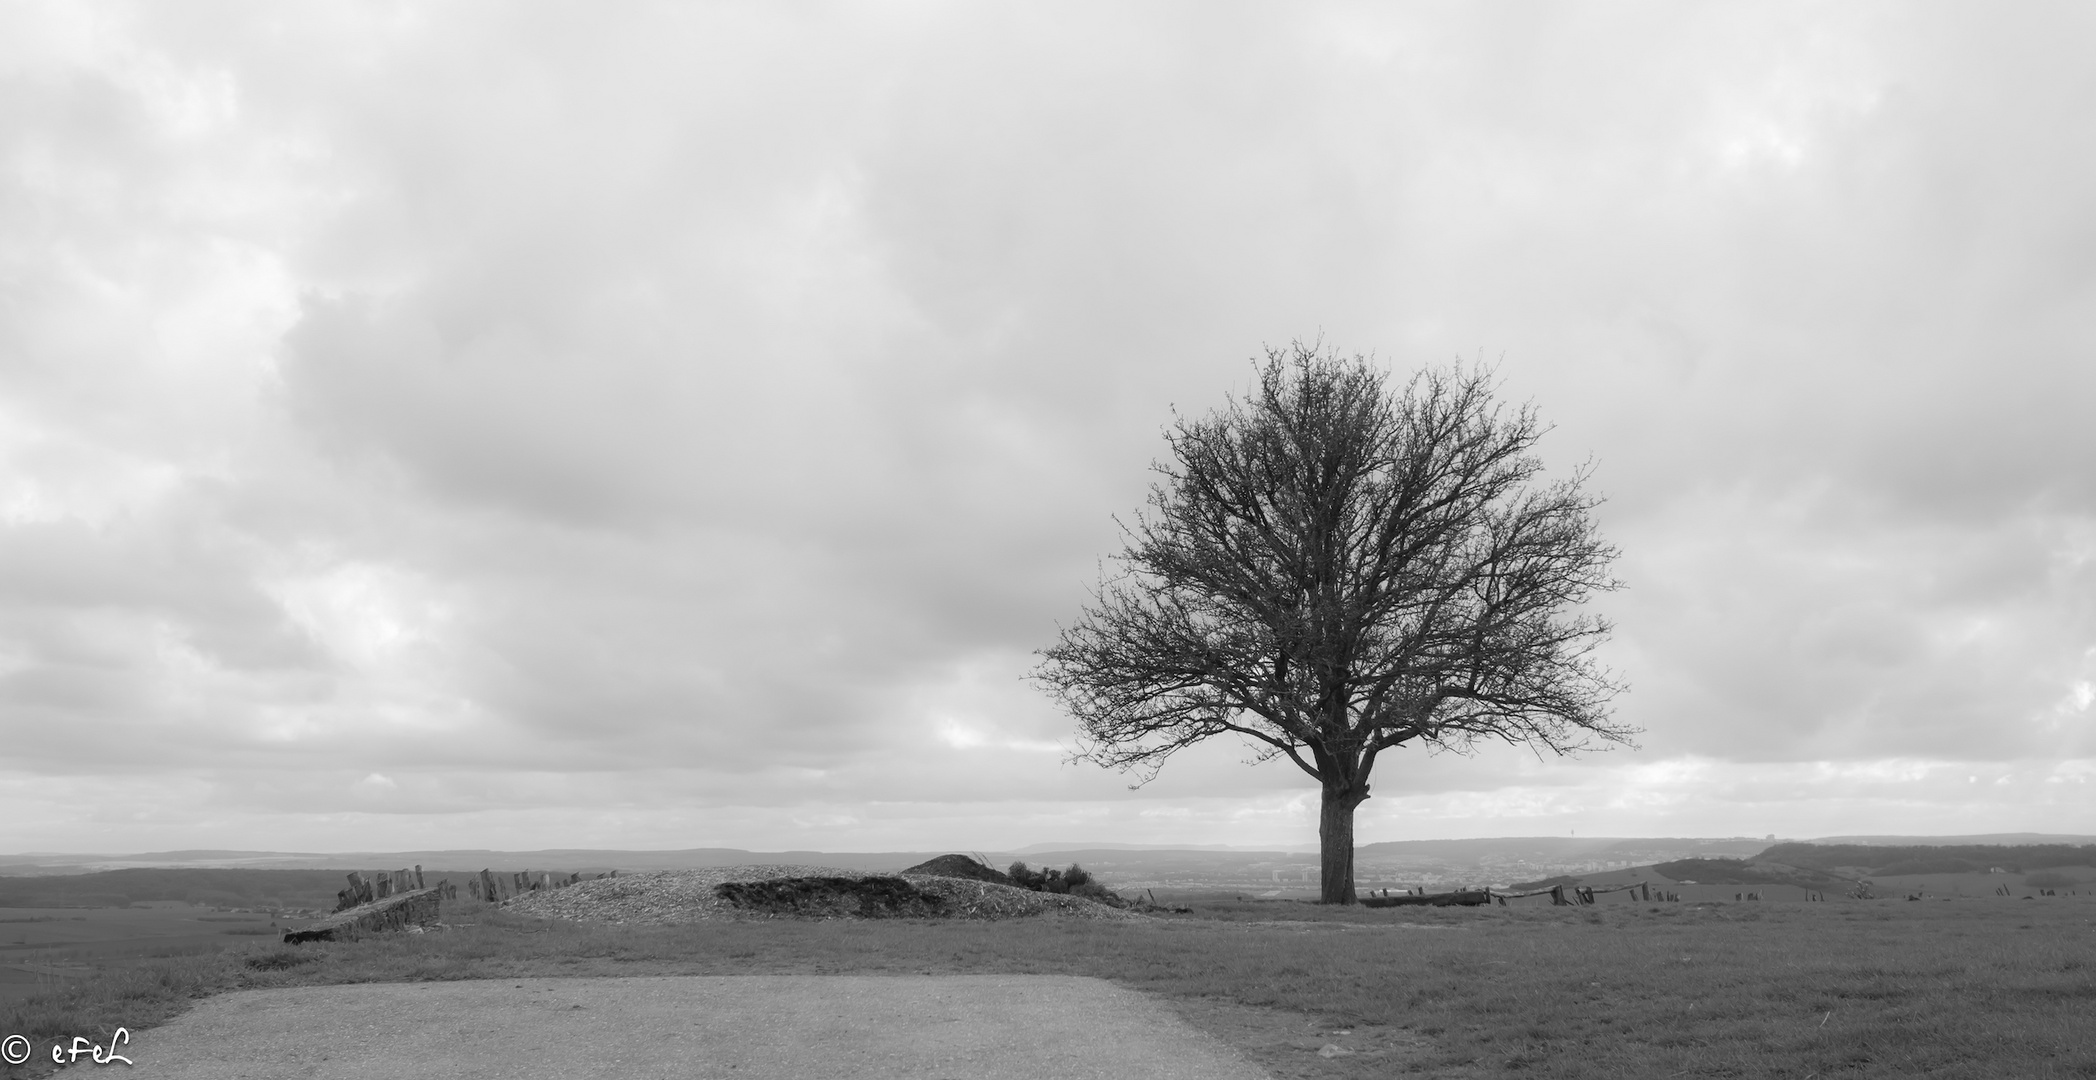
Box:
[2, 2, 2091, 855]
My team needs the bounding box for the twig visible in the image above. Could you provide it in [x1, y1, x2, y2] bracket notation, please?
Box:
[1819, 1011, 1832, 1028]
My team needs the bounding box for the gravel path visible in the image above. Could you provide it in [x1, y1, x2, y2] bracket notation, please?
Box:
[115, 975, 1271, 1079]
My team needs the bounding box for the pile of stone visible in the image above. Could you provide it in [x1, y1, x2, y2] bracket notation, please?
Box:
[899, 854, 1014, 885]
[285, 887, 442, 943]
[499, 863, 1144, 925]
[467, 868, 616, 903]
[500, 864, 857, 924]
[713, 876, 949, 918]
[903, 874, 1145, 920]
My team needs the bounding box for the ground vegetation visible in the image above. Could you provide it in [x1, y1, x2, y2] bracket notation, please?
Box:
[6, 892, 2093, 1079]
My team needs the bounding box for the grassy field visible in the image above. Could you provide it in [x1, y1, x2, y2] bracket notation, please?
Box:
[0, 904, 286, 1007]
[3, 894, 2092, 1078]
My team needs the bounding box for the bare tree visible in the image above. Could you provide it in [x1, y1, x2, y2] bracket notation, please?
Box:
[1035, 343, 1632, 904]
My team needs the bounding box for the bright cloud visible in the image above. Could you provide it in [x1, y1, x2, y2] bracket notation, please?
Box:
[0, 1, 2091, 852]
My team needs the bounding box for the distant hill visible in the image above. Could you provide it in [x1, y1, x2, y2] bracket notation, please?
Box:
[0, 848, 954, 875]
[1013, 842, 1305, 854]
[9, 837, 2094, 898]
[1354, 836, 1775, 865]
[0, 868, 374, 910]
[1801, 833, 2096, 847]
[1650, 858, 1850, 887]
[1757, 842, 2096, 877]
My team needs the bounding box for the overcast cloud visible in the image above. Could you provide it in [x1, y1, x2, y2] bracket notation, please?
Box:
[1, 1, 2091, 853]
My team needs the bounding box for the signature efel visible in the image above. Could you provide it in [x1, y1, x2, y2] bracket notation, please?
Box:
[1, 1028, 133, 1066]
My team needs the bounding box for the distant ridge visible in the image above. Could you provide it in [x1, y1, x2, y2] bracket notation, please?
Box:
[1354, 836, 1774, 861]
[1802, 833, 2096, 846]
[0, 848, 956, 874]
[5, 834, 2093, 876]
[1013, 842, 1311, 854]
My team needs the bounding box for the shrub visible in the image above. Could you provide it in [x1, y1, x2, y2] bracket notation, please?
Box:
[1070, 880, 1125, 906]
[1003, 862, 1097, 897]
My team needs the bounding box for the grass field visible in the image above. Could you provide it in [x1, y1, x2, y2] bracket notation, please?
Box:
[0, 904, 285, 1007]
[3, 894, 2092, 1078]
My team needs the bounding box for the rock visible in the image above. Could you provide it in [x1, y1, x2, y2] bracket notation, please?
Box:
[713, 876, 948, 918]
[900, 854, 1014, 886]
[284, 887, 441, 944]
[1317, 1044, 1354, 1058]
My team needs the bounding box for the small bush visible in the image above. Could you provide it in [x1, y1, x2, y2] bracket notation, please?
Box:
[1070, 880, 1127, 906]
[1001, 862, 1120, 903]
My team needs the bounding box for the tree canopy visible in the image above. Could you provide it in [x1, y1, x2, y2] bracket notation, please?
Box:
[1036, 343, 1632, 903]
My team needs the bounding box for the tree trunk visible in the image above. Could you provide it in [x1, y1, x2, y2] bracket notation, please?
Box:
[1318, 782, 1366, 904]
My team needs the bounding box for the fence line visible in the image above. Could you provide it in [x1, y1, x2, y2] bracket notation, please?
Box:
[464, 868, 619, 903]
[1364, 881, 1693, 907]
[334, 866, 459, 912]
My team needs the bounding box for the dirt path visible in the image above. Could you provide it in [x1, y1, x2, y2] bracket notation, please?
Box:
[114, 974, 1274, 1079]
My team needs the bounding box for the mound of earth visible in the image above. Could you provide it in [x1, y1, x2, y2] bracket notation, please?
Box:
[714, 876, 947, 918]
[499, 864, 1143, 924]
[901, 875, 1142, 919]
[901, 854, 1014, 886]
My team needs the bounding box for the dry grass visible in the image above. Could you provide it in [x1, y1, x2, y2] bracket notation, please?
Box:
[4, 892, 2093, 1078]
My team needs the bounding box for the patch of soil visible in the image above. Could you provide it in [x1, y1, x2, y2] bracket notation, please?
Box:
[711, 876, 948, 918]
[1159, 995, 1482, 1079]
[900, 854, 1014, 886]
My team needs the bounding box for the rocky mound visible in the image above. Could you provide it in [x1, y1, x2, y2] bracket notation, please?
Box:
[714, 876, 947, 918]
[900, 854, 1014, 886]
[499, 864, 1142, 924]
[500, 865, 863, 925]
[903, 875, 1141, 919]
